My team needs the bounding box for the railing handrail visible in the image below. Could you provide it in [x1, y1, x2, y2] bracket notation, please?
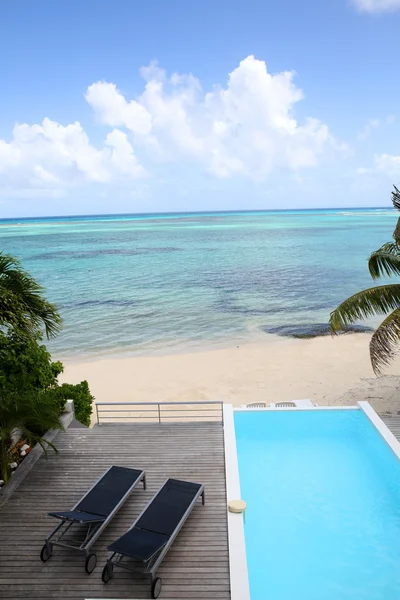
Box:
[95, 401, 223, 406]
[95, 400, 223, 425]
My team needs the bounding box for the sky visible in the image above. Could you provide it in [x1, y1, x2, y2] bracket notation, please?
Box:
[2, 0, 400, 217]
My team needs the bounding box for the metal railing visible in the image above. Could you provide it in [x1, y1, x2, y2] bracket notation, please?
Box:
[95, 401, 224, 425]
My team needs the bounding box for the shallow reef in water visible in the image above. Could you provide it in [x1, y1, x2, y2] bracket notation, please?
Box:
[265, 323, 374, 339]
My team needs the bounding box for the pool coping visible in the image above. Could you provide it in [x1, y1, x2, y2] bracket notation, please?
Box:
[223, 404, 251, 600]
[234, 405, 359, 412]
[358, 400, 400, 460]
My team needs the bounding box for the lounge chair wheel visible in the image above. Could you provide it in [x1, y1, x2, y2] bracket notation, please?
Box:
[40, 542, 53, 562]
[151, 577, 162, 599]
[102, 563, 113, 583]
[85, 553, 97, 574]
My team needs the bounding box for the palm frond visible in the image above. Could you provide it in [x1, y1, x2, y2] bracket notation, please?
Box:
[392, 186, 400, 211]
[393, 217, 400, 246]
[330, 284, 400, 332]
[368, 243, 400, 279]
[370, 308, 400, 375]
[0, 251, 62, 338]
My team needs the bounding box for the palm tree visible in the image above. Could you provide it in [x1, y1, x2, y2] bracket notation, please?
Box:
[330, 186, 400, 375]
[0, 252, 62, 338]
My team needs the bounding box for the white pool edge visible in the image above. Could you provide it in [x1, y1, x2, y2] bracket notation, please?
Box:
[358, 401, 400, 460]
[234, 405, 359, 412]
[223, 404, 251, 600]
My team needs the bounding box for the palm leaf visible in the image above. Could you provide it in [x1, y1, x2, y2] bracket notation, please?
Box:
[368, 243, 400, 279]
[370, 308, 400, 375]
[393, 217, 400, 246]
[0, 252, 62, 338]
[330, 284, 400, 331]
[392, 186, 400, 211]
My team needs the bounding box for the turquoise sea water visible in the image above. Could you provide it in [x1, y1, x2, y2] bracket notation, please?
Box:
[235, 409, 400, 600]
[0, 208, 397, 358]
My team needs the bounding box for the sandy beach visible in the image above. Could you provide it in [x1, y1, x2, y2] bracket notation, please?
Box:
[61, 333, 400, 416]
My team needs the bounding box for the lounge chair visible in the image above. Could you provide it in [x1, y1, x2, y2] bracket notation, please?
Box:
[269, 399, 317, 408]
[247, 402, 267, 408]
[40, 465, 146, 573]
[102, 477, 205, 599]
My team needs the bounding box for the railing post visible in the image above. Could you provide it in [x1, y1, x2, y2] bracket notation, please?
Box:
[96, 404, 99, 425]
[158, 404, 161, 423]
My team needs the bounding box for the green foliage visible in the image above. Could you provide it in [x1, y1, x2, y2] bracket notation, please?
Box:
[0, 331, 64, 398]
[0, 252, 62, 338]
[330, 284, 400, 331]
[0, 331, 95, 425]
[369, 308, 400, 374]
[0, 389, 63, 482]
[53, 381, 94, 427]
[0, 254, 94, 481]
[368, 243, 400, 280]
[330, 185, 400, 375]
[0, 331, 95, 481]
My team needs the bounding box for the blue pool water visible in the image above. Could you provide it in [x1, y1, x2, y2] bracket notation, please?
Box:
[234, 409, 400, 600]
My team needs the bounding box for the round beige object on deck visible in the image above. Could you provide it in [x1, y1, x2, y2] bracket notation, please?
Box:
[228, 499, 247, 513]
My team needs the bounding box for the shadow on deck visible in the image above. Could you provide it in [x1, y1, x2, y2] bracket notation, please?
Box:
[0, 422, 230, 600]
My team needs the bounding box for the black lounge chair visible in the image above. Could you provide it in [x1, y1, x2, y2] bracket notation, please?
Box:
[102, 478, 205, 599]
[40, 465, 146, 573]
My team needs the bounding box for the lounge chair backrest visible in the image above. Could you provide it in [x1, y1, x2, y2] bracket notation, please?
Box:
[275, 401, 296, 408]
[136, 479, 202, 537]
[77, 466, 144, 517]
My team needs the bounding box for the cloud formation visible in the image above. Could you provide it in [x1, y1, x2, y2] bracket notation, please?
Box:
[375, 153, 400, 173]
[358, 119, 380, 140]
[0, 118, 145, 194]
[357, 152, 400, 179]
[0, 56, 338, 198]
[87, 56, 334, 179]
[352, 0, 400, 13]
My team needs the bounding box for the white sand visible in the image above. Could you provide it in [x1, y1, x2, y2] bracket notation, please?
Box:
[61, 333, 400, 415]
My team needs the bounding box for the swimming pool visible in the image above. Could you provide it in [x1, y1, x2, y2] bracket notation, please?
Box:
[233, 406, 400, 600]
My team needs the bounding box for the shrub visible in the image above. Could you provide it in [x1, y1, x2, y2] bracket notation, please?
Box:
[0, 332, 95, 426]
[0, 332, 65, 410]
[0, 254, 94, 479]
[0, 388, 63, 481]
[55, 381, 94, 427]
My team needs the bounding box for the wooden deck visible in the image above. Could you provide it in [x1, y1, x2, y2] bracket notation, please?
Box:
[0, 422, 230, 600]
[380, 414, 400, 438]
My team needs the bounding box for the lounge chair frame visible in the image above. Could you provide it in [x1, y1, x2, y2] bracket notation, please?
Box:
[42, 466, 146, 568]
[103, 478, 205, 595]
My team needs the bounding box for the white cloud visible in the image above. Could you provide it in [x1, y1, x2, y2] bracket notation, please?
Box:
[375, 153, 400, 174]
[85, 82, 152, 135]
[358, 118, 380, 140]
[0, 118, 146, 197]
[0, 56, 339, 200]
[86, 56, 336, 179]
[352, 0, 400, 13]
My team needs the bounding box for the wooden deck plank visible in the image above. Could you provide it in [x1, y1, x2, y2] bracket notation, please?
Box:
[0, 422, 230, 600]
[380, 414, 400, 440]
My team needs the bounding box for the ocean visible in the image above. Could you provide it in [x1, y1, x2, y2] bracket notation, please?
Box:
[0, 208, 397, 360]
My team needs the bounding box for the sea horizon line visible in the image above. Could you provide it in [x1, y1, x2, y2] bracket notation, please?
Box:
[0, 205, 395, 223]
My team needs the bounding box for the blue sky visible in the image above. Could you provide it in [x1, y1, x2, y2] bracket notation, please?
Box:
[1, 0, 400, 216]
